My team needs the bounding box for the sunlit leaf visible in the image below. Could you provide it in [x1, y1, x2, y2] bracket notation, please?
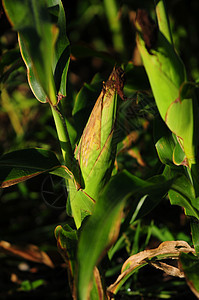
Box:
[136, 10, 186, 120]
[173, 141, 187, 166]
[154, 116, 176, 166]
[48, 0, 70, 96]
[3, 0, 69, 104]
[66, 180, 96, 229]
[55, 224, 78, 285]
[165, 82, 198, 166]
[3, 0, 57, 103]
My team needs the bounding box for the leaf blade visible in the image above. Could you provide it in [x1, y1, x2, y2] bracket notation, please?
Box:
[0, 148, 61, 187]
[76, 171, 174, 300]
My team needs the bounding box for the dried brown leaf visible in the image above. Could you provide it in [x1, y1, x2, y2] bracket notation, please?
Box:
[107, 241, 195, 297]
[0, 240, 54, 268]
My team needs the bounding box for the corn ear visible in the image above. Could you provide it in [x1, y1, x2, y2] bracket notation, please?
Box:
[136, 9, 186, 120]
[68, 67, 125, 228]
[136, 10, 199, 167]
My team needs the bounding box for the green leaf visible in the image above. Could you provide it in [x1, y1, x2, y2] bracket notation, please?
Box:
[48, 0, 70, 96]
[20, 279, 45, 291]
[173, 140, 186, 166]
[125, 175, 176, 227]
[180, 252, 199, 298]
[90, 268, 106, 300]
[0, 148, 62, 187]
[165, 82, 198, 166]
[164, 167, 199, 219]
[154, 116, 176, 166]
[76, 170, 174, 300]
[3, 0, 57, 103]
[155, 0, 173, 45]
[66, 180, 96, 229]
[50, 165, 74, 181]
[190, 220, 199, 255]
[55, 224, 106, 299]
[76, 171, 128, 300]
[55, 224, 78, 279]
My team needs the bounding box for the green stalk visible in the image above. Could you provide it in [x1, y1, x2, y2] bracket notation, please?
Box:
[103, 0, 124, 55]
[155, 0, 173, 45]
[51, 104, 73, 170]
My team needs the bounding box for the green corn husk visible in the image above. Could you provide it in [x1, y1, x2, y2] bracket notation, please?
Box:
[136, 6, 199, 255]
[135, 9, 199, 168]
[67, 67, 125, 228]
[136, 9, 186, 120]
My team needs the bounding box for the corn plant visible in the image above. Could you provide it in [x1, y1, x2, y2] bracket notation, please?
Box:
[1, 0, 199, 299]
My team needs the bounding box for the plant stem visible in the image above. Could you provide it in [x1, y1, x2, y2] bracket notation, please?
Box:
[155, 0, 173, 45]
[51, 104, 73, 169]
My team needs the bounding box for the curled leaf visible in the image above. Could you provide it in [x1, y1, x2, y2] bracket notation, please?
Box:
[107, 241, 195, 297]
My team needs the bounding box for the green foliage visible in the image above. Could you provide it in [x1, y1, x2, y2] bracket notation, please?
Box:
[1, 0, 199, 299]
[180, 252, 199, 298]
[77, 171, 174, 299]
[19, 279, 45, 291]
[3, 0, 57, 103]
[0, 148, 60, 187]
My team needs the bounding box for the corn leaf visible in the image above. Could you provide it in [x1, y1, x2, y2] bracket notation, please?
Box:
[154, 116, 176, 166]
[90, 267, 106, 300]
[3, 0, 57, 103]
[163, 166, 199, 219]
[0, 148, 72, 188]
[66, 180, 96, 229]
[55, 224, 78, 288]
[180, 252, 199, 298]
[48, 0, 70, 96]
[108, 241, 195, 296]
[55, 225, 106, 300]
[76, 170, 174, 300]
[3, 0, 70, 104]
